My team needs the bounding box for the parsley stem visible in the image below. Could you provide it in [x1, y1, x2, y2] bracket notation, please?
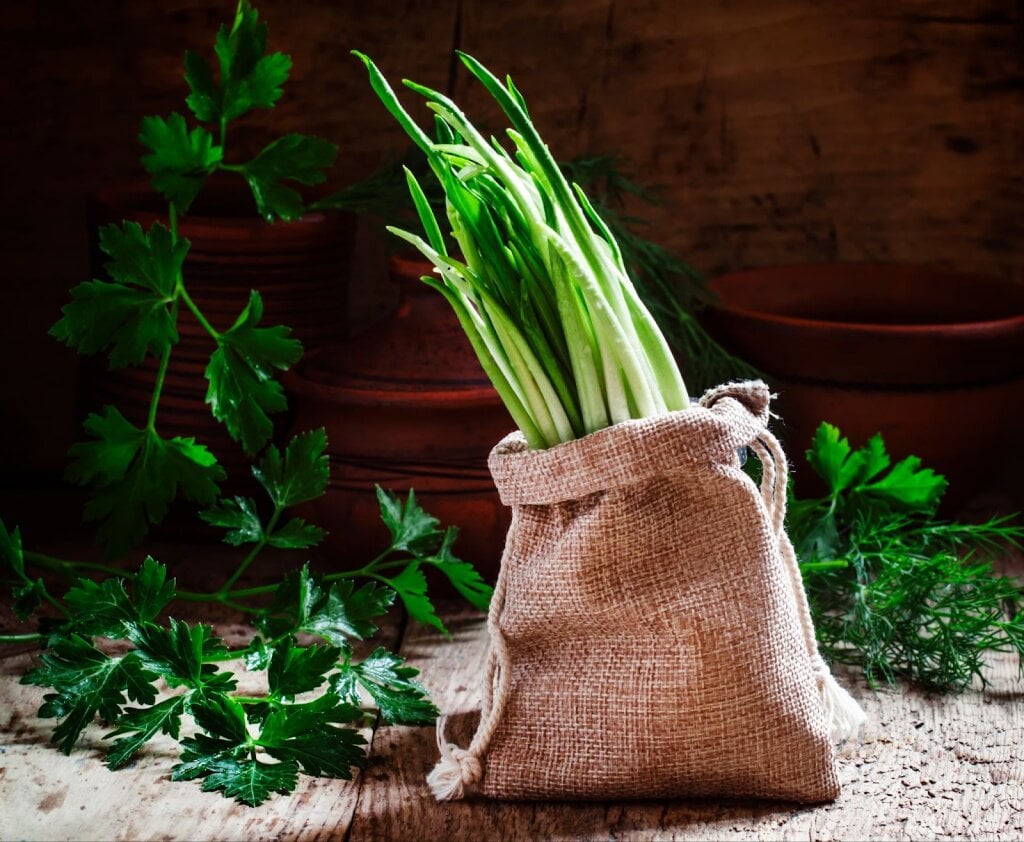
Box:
[221, 582, 277, 599]
[173, 589, 262, 614]
[218, 506, 283, 596]
[221, 554, 417, 600]
[24, 550, 125, 579]
[147, 299, 179, 433]
[202, 647, 250, 663]
[178, 284, 221, 341]
[0, 632, 44, 643]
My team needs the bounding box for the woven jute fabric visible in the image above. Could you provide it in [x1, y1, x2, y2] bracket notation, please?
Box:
[461, 381, 840, 802]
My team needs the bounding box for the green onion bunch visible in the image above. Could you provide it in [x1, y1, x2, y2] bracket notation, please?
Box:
[355, 51, 690, 449]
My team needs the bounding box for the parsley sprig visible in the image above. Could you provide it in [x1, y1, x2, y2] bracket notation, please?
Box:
[2, 428, 491, 806]
[793, 423, 1024, 690]
[50, 1, 337, 556]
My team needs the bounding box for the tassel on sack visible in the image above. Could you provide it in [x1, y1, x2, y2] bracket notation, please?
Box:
[750, 428, 867, 746]
[428, 716, 483, 801]
[817, 668, 868, 742]
[428, 560, 514, 801]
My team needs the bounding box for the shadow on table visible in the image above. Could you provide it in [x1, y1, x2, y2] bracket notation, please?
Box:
[362, 709, 812, 842]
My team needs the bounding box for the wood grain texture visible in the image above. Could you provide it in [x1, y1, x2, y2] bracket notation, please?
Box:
[1, 1, 1021, 475]
[2, 599, 1023, 840]
[350, 608, 1024, 842]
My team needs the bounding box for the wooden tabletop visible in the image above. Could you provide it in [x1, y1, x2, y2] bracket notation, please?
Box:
[2, 602, 1023, 841]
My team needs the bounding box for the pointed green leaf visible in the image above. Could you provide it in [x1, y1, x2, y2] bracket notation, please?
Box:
[200, 496, 264, 546]
[138, 113, 222, 212]
[385, 563, 446, 635]
[22, 637, 158, 754]
[331, 647, 437, 726]
[258, 699, 365, 778]
[267, 517, 326, 549]
[253, 428, 329, 508]
[375, 486, 444, 556]
[242, 134, 337, 221]
[105, 695, 187, 769]
[205, 291, 302, 455]
[128, 619, 235, 691]
[66, 407, 224, 556]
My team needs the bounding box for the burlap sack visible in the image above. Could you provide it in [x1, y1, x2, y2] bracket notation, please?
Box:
[428, 381, 864, 803]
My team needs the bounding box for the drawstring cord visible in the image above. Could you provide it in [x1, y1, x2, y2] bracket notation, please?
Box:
[750, 429, 866, 743]
[427, 516, 515, 801]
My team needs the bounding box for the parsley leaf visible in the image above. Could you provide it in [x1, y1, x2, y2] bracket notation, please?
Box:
[805, 421, 948, 513]
[202, 429, 329, 547]
[13, 579, 46, 620]
[185, 0, 291, 125]
[427, 527, 492, 613]
[194, 756, 298, 807]
[376, 487, 444, 556]
[299, 579, 395, 644]
[173, 692, 299, 807]
[267, 517, 326, 549]
[172, 732, 247, 781]
[242, 134, 338, 221]
[21, 637, 158, 754]
[51, 222, 185, 368]
[200, 496, 264, 545]
[0, 520, 45, 619]
[383, 563, 446, 635]
[0, 518, 25, 579]
[66, 407, 224, 556]
[189, 691, 248, 742]
[139, 113, 222, 212]
[205, 290, 302, 455]
[128, 619, 236, 692]
[105, 695, 187, 769]
[806, 423, 864, 494]
[243, 636, 272, 671]
[257, 698, 366, 779]
[267, 639, 341, 698]
[859, 454, 948, 513]
[257, 564, 395, 646]
[253, 428, 329, 509]
[64, 557, 176, 638]
[332, 648, 438, 726]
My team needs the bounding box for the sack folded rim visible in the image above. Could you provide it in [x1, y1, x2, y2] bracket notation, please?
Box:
[488, 380, 772, 506]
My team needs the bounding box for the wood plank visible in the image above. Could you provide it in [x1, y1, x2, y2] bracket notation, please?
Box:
[0, 609, 401, 842]
[350, 606, 1024, 841]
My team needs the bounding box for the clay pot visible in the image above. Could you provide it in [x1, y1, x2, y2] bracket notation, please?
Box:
[702, 264, 1024, 506]
[285, 256, 514, 578]
[83, 176, 356, 484]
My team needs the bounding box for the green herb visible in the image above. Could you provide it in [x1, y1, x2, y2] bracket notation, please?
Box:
[321, 151, 755, 395]
[793, 423, 1024, 690]
[3, 447, 492, 806]
[355, 51, 691, 449]
[51, 0, 337, 555]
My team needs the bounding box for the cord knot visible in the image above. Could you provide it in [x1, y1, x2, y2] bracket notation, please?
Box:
[426, 717, 484, 801]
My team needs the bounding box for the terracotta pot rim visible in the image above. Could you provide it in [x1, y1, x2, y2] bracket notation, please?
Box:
[710, 263, 1024, 335]
[92, 181, 355, 234]
[284, 359, 501, 409]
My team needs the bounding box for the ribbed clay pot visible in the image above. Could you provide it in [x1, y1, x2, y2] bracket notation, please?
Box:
[285, 256, 513, 579]
[702, 264, 1024, 506]
[83, 177, 356, 484]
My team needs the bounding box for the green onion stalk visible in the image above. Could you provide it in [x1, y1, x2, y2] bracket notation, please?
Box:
[355, 51, 690, 449]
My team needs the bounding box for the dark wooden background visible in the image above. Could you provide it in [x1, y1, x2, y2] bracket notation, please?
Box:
[1, 0, 1021, 480]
